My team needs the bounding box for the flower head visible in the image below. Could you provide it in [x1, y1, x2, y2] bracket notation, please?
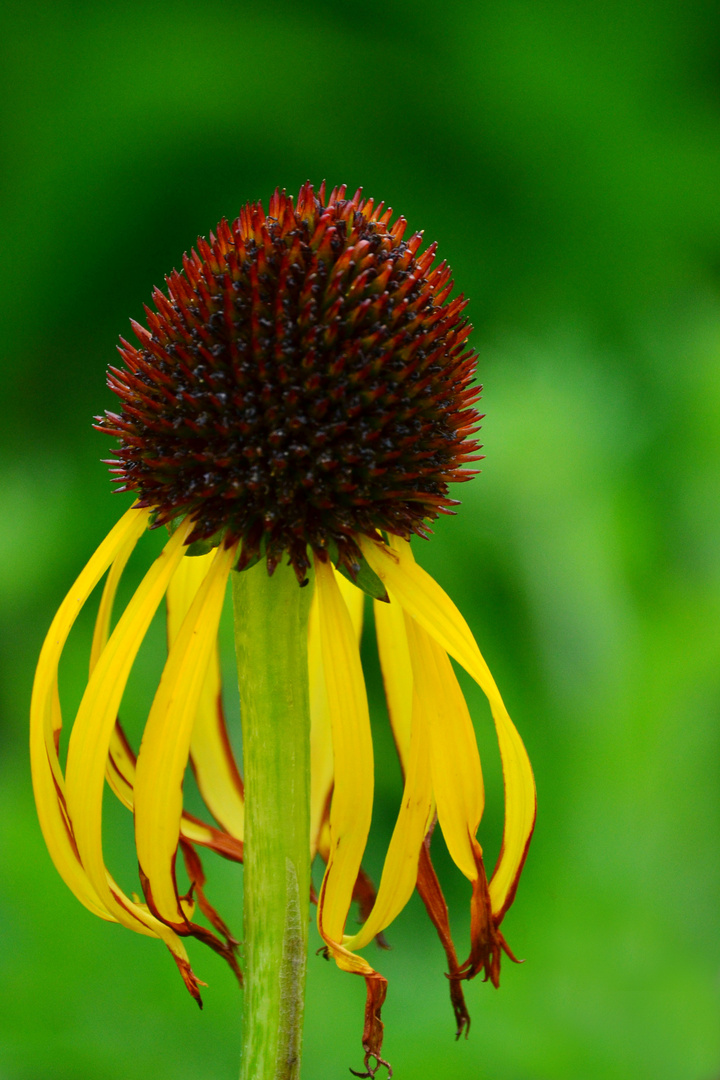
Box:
[100, 182, 480, 578]
[31, 183, 535, 1077]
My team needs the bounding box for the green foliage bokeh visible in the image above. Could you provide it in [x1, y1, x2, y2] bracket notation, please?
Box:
[1, 2, 719, 1078]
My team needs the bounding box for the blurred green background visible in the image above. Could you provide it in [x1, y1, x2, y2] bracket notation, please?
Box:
[1, 1, 719, 1078]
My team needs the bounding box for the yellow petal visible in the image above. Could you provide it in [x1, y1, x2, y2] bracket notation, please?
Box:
[90, 531, 158, 821]
[134, 541, 237, 929]
[165, 550, 215, 636]
[361, 535, 536, 918]
[178, 812, 244, 862]
[89, 522, 140, 672]
[106, 720, 136, 811]
[105, 716, 242, 854]
[308, 586, 333, 858]
[373, 594, 413, 771]
[313, 564, 391, 1069]
[167, 553, 245, 841]
[344, 688, 433, 950]
[91, 527, 161, 816]
[403, 614, 484, 882]
[314, 932, 389, 1072]
[309, 568, 364, 859]
[30, 506, 149, 920]
[105, 719, 240, 866]
[315, 816, 331, 863]
[336, 570, 365, 640]
[64, 517, 194, 936]
[313, 556, 373, 949]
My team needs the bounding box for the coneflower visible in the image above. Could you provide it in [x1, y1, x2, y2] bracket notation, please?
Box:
[30, 182, 536, 1080]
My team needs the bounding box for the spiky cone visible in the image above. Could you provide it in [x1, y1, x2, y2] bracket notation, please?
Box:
[30, 182, 536, 1080]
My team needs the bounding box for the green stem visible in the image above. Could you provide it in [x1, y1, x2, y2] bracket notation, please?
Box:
[232, 559, 313, 1080]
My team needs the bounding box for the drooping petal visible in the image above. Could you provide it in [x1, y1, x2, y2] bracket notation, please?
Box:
[89, 533, 156, 816]
[106, 717, 137, 810]
[166, 552, 245, 841]
[308, 587, 333, 859]
[309, 570, 364, 859]
[180, 840, 240, 949]
[344, 687, 433, 951]
[64, 519, 199, 942]
[32, 508, 204, 1001]
[403, 611, 510, 985]
[314, 556, 390, 1075]
[92, 534, 243, 850]
[318, 937, 390, 1079]
[178, 811, 244, 861]
[314, 556, 374, 948]
[314, 824, 388, 951]
[84, 526, 236, 863]
[361, 535, 536, 921]
[30, 506, 149, 921]
[415, 826, 471, 1039]
[134, 540, 237, 932]
[373, 594, 413, 771]
[349, 868, 389, 949]
[91, 532, 239, 853]
[375, 588, 472, 1030]
[402, 614, 484, 882]
[89, 536, 142, 819]
[105, 716, 243, 861]
[337, 570, 365, 639]
[90, 522, 140, 670]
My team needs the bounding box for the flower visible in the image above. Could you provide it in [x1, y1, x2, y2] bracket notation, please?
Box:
[30, 183, 535, 1075]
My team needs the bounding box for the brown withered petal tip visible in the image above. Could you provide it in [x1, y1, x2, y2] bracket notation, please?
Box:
[98, 181, 483, 579]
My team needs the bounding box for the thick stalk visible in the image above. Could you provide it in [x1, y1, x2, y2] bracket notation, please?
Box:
[232, 560, 313, 1080]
